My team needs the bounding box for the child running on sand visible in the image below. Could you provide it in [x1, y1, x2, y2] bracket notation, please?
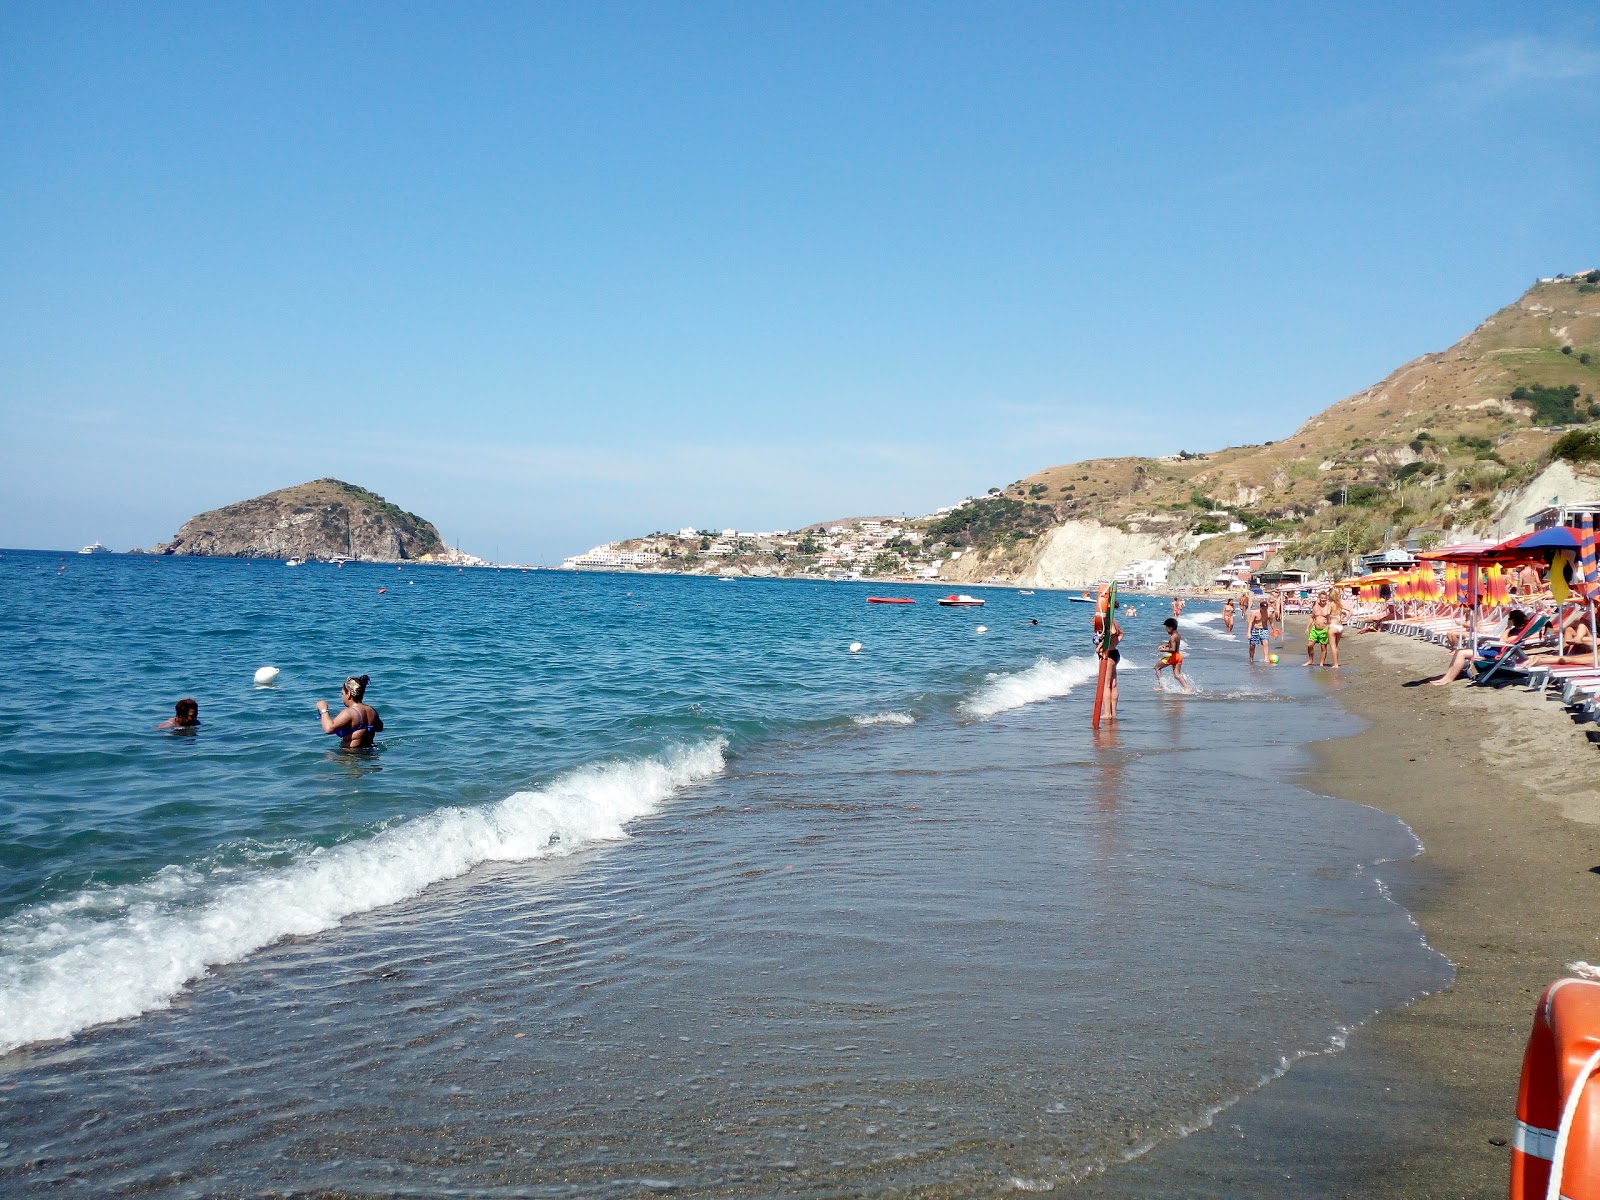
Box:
[1155, 618, 1192, 692]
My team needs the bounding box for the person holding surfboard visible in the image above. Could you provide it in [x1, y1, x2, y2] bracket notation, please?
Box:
[1092, 594, 1124, 724]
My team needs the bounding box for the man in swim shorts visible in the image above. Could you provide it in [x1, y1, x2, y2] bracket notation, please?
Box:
[1306, 592, 1332, 667]
[1155, 618, 1192, 692]
[1247, 598, 1272, 663]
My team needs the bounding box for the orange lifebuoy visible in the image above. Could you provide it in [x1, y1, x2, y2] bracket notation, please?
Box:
[1511, 977, 1600, 1200]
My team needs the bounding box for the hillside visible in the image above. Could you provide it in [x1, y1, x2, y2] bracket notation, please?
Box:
[153, 479, 451, 562]
[586, 273, 1600, 584]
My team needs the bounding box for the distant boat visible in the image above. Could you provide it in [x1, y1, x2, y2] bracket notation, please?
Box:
[286, 558, 306, 568]
[1018, 589, 1034, 595]
[328, 555, 354, 566]
[867, 596, 915, 604]
[78, 542, 109, 555]
[937, 593, 985, 607]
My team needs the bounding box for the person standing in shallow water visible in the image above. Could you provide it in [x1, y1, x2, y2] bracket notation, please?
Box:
[1306, 592, 1333, 667]
[1247, 598, 1273, 663]
[1221, 597, 1235, 634]
[317, 675, 383, 749]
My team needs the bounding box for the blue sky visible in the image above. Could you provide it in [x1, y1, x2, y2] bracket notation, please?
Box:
[2, 3, 1597, 562]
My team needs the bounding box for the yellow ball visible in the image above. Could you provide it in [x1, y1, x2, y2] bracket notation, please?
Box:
[1269, 653, 1279, 664]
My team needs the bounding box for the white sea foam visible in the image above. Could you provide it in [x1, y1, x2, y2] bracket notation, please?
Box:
[851, 712, 916, 726]
[962, 655, 1099, 718]
[1179, 612, 1235, 640]
[0, 740, 727, 1055]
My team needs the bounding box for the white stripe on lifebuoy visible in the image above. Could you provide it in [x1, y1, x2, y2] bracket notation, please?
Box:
[1516, 1118, 1559, 1161]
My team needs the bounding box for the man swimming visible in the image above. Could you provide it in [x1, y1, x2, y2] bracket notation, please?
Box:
[1155, 618, 1192, 692]
[157, 698, 200, 731]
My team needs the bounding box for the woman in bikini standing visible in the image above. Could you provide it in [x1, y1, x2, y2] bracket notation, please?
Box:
[317, 674, 383, 749]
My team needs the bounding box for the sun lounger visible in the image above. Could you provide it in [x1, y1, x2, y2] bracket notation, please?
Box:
[1472, 613, 1553, 687]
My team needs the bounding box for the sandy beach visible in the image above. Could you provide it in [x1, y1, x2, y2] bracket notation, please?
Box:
[1083, 623, 1600, 1198]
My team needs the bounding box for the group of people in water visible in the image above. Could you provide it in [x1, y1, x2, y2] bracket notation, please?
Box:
[1093, 584, 1351, 719]
[157, 675, 383, 749]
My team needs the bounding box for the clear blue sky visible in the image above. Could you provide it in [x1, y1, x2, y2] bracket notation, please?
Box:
[3, 2, 1597, 562]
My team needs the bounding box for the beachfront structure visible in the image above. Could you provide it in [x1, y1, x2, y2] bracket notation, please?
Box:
[1114, 558, 1173, 588]
[1214, 538, 1289, 586]
[561, 544, 662, 569]
[1529, 502, 1600, 532]
[1357, 546, 1417, 573]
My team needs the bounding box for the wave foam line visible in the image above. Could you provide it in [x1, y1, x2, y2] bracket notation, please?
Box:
[851, 711, 915, 726]
[962, 655, 1099, 718]
[0, 740, 727, 1055]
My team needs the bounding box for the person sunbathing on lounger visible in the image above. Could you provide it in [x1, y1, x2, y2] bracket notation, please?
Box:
[1431, 610, 1531, 685]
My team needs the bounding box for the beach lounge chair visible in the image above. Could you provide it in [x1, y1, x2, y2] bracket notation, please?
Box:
[1472, 613, 1552, 687]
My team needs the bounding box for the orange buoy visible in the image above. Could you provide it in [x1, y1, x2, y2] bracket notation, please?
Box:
[1511, 977, 1600, 1199]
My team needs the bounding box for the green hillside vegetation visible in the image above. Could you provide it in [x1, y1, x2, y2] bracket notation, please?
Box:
[943, 275, 1600, 576]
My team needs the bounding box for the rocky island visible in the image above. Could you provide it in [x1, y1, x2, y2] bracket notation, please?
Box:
[153, 478, 460, 563]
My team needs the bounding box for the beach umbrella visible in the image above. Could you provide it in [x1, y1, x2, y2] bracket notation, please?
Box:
[1581, 513, 1598, 669]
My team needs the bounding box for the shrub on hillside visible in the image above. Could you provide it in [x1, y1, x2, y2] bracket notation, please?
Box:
[1510, 383, 1585, 425]
[1551, 429, 1600, 465]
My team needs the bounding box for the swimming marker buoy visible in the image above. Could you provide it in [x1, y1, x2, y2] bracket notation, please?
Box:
[849, 642, 862, 653]
[1511, 976, 1600, 1200]
[254, 666, 280, 686]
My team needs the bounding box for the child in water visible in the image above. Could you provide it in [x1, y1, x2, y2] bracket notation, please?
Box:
[1155, 619, 1192, 693]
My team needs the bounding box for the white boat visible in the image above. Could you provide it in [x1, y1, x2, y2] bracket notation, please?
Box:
[78, 542, 109, 555]
[286, 557, 306, 567]
[937, 593, 985, 607]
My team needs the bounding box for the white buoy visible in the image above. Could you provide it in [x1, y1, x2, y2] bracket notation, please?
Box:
[254, 666, 280, 686]
[975, 625, 988, 634]
[849, 642, 863, 654]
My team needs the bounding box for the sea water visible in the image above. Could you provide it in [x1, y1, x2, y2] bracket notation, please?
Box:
[0, 552, 1449, 1195]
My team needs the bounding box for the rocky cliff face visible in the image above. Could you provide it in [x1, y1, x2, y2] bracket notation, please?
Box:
[154, 479, 448, 562]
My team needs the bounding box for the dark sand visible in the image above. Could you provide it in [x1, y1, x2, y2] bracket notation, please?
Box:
[1080, 626, 1600, 1198]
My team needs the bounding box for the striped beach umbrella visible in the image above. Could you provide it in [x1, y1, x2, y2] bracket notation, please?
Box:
[1580, 512, 1598, 600]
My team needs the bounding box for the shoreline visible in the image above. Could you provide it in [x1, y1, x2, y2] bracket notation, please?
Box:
[1081, 623, 1600, 1196]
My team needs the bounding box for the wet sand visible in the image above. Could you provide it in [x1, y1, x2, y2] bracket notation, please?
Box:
[1081, 626, 1600, 1197]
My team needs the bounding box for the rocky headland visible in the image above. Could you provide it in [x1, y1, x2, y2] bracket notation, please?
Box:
[153, 478, 454, 562]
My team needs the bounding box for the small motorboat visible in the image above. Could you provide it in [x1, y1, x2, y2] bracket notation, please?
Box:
[937, 593, 985, 607]
[867, 597, 915, 604]
[286, 558, 306, 568]
[78, 542, 109, 555]
[1067, 595, 1096, 603]
[1018, 589, 1034, 595]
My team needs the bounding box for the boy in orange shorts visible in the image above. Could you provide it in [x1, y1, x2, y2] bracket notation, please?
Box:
[1155, 618, 1192, 693]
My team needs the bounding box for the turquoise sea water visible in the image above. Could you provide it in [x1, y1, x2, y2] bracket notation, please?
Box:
[0, 550, 1450, 1195]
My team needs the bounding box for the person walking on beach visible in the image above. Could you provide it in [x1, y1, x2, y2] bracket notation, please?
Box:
[1155, 618, 1192, 692]
[1305, 593, 1333, 667]
[1327, 589, 1345, 668]
[317, 674, 383, 749]
[1221, 597, 1235, 634]
[1247, 598, 1272, 663]
[156, 698, 200, 731]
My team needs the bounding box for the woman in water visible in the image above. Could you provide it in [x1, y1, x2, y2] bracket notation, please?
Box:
[317, 675, 383, 749]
